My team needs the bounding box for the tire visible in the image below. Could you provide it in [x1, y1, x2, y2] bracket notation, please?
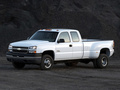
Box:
[65, 61, 78, 67]
[40, 54, 54, 70]
[93, 54, 109, 69]
[12, 62, 25, 69]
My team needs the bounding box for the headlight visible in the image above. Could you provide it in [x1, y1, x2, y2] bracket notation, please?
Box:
[29, 46, 37, 53]
[29, 46, 37, 50]
[8, 45, 12, 49]
[8, 45, 12, 52]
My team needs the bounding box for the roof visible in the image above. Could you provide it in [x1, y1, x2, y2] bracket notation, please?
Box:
[38, 29, 78, 32]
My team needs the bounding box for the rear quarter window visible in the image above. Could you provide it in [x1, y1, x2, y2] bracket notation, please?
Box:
[70, 32, 80, 42]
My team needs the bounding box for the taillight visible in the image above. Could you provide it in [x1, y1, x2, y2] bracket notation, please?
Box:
[112, 41, 114, 49]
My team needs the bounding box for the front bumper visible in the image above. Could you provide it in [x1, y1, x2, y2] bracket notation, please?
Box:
[6, 52, 42, 64]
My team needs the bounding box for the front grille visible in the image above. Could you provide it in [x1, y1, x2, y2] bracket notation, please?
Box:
[12, 46, 28, 53]
[13, 46, 28, 49]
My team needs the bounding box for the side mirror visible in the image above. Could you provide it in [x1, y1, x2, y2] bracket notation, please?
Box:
[57, 39, 65, 43]
[27, 37, 30, 40]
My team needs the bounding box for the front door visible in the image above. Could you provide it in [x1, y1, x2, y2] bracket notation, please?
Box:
[55, 32, 72, 60]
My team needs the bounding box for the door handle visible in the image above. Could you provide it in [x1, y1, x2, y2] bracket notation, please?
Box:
[69, 44, 72, 47]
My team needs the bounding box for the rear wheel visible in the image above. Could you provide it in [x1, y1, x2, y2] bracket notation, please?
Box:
[93, 54, 108, 68]
[40, 55, 54, 70]
[12, 62, 25, 69]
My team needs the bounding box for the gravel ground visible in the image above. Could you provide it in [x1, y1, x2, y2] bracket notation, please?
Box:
[0, 57, 120, 90]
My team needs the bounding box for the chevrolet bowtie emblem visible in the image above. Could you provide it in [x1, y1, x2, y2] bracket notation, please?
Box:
[17, 48, 21, 50]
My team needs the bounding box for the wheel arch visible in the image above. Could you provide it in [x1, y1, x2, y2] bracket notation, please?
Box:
[100, 48, 110, 57]
[42, 50, 55, 60]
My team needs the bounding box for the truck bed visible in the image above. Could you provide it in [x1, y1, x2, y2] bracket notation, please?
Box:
[82, 39, 114, 59]
[82, 39, 112, 42]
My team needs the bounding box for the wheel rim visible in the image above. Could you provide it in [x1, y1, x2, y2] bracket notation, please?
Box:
[44, 58, 52, 69]
[101, 57, 107, 67]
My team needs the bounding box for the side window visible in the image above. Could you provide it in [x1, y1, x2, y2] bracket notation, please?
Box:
[70, 32, 79, 42]
[58, 32, 70, 43]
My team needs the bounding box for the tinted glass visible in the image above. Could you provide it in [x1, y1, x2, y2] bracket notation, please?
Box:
[30, 31, 58, 42]
[70, 32, 79, 42]
[58, 32, 70, 43]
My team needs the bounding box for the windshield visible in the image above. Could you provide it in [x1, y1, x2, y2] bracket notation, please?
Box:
[30, 31, 58, 42]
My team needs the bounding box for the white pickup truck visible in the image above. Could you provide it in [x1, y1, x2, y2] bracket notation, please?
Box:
[6, 29, 114, 70]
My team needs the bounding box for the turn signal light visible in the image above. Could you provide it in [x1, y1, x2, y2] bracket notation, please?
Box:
[34, 51, 36, 53]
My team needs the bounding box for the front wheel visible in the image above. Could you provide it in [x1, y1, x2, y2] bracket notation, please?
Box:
[12, 62, 25, 69]
[40, 55, 54, 70]
[93, 54, 109, 69]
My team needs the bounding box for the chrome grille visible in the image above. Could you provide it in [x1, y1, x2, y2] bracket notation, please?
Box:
[12, 46, 28, 53]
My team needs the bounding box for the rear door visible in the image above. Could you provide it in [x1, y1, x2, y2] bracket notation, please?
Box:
[55, 32, 72, 60]
[70, 31, 83, 59]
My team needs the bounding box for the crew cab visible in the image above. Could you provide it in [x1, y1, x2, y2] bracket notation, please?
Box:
[6, 29, 114, 70]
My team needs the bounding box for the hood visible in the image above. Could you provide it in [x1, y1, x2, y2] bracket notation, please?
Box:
[11, 40, 49, 47]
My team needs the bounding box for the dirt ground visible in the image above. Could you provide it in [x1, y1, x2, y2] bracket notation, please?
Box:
[0, 57, 120, 90]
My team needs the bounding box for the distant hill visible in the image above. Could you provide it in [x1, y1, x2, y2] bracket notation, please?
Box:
[0, 0, 119, 59]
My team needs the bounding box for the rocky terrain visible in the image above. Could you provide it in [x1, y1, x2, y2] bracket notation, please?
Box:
[0, 0, 119, 59]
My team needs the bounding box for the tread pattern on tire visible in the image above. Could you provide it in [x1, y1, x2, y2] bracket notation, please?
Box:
[93, 54, 109, 69]
[40, 54, 54, 70]
[12, 62, 25, 69]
